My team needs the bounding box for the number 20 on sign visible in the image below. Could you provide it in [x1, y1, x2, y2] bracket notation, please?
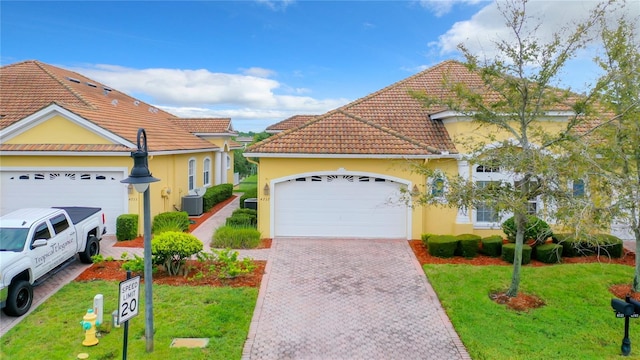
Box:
[118, 276, 140, 323]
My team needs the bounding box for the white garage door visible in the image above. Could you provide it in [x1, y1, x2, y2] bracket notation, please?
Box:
[0, 170, 126, 234]
[274, 174, 409, 238]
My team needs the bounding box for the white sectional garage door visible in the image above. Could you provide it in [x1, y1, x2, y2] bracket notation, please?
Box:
[0, 170, 126, 234]
[274, 175, 408, 238]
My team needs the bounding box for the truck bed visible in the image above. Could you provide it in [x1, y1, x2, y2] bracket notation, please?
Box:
[52, 207, 102, 225]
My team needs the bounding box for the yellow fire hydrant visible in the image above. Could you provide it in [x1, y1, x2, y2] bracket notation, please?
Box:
[80, 308, 100, 346]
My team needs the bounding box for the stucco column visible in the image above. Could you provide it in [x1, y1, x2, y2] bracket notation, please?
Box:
[214, 152, 222, 185]
[456, 159, 471, 224]
[221, 152, 228, 183]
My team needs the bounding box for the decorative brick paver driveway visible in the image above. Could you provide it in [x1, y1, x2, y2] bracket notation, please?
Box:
[242, 238, 470, 360]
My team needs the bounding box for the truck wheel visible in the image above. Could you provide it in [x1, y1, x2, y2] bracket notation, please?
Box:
[3, 280, 33, 317]
[79, 235, 100, 264]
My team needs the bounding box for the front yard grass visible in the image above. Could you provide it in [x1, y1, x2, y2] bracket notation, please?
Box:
[1, 281, 257, 359]
[424, 263, 640, 359]
[236, 175, 257, 193]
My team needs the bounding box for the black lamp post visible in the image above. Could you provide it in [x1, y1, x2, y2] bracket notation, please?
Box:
[120, 128, 159, 352]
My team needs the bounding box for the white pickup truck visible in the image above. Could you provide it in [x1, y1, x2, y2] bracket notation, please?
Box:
[0, 207, 106, 316]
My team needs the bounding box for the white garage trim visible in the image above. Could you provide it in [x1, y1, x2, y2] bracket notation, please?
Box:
[270, 170, 412, 239]
[0, 167, 129, 235]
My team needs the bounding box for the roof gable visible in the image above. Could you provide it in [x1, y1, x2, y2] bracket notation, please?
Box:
[1, 103, 134, 147]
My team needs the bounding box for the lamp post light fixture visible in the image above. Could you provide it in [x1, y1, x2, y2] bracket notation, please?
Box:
[120, 128, 159, 353]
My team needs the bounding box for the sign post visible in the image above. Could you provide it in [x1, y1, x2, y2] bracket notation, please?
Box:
[119, 271, 140, 360]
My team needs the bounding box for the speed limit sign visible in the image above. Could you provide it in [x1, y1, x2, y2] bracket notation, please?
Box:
[118, 276, 140, 323]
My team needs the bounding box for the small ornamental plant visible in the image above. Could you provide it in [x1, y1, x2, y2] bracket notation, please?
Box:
[151, 231, 203, 276]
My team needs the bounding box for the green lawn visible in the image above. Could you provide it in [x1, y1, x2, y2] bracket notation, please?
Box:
[424, 263, 640, 359]
[236, 175, 257, 193]
[1, 281, 257, 359]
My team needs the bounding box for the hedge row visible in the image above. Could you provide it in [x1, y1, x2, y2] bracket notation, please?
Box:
[552, 233, 623, 258]
[203, 183, 234, 212]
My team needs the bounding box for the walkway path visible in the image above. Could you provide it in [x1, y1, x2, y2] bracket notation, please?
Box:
[242, 238, 470, 360]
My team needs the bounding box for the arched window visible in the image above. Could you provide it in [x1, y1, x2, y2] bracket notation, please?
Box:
[188, 158, 196, 191]
[203, 157, 211, 186]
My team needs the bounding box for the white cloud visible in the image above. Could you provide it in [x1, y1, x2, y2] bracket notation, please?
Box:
[69, 63, 348, 131]
[256, 0, 295, 11]
[418, 0, 484, 17]
[433, 1, 639, 59]
[241, 67, 276, 78]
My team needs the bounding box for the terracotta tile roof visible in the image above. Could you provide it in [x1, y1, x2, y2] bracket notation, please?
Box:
[265, 115, 318, 132]
[0, 60, 220, 153]
[249, 61, 467, 155]
[171, 118, 236, 135]
[249, 110, 441, 155]
[248, 60, 592, 156]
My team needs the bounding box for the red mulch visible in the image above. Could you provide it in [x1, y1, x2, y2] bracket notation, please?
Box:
[409, 240, 637, 311]
[76, 260, 265, 287]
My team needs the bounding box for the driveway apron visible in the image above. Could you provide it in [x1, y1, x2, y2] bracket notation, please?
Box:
[242, 238, 470, 360]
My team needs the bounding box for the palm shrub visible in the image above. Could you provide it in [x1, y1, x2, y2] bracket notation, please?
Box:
[502, 215, 552, 246]
[152, 211, 189, 234]
[455, 234, 481, 258]
[502, 243, 532, 265]
[427, 235, 458, 258]
[481, 235, 503, 257]
[116, 214, 138, 241]
[212, 225, 261, 249]
[151, 231, 203, 276]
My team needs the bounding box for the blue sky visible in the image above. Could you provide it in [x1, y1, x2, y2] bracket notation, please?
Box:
[1, 1, 637, 132]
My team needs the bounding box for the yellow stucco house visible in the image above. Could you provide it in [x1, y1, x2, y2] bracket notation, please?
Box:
[245, 60, 605, 240]
[0, 61, 240, 234]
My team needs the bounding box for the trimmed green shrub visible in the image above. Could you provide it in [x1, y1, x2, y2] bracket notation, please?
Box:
[481, 235, 503, 257]
[535, 243, 563, 264]
[116, 214, 138, 241]
[502, 215, 553, 245]
[228, 208, 257, 227]
[212, 225, 261, 249]
[455, 234, 481, 258]
[587, 234, 624, 258]
[226, 214, 256, 227]
[152, 211, 189, 234]
[553, 233, 589, 257]
[203, 183, 234, 212]
[421, 233, 434, 247]
[427, 235, 458, 258]
[502, 243, 532, 265]
[151, 231, 203, 276]
[240, 188, 258, 209]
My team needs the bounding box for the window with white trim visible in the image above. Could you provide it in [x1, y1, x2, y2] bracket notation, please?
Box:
[188, 158, 196, 191]
[203, 158, 211, 187]
[473, 164, 508, 227]
[226, 154, 231, 170]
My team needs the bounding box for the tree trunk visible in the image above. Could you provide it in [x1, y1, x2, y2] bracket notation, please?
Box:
[506, 212, 527, 297]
